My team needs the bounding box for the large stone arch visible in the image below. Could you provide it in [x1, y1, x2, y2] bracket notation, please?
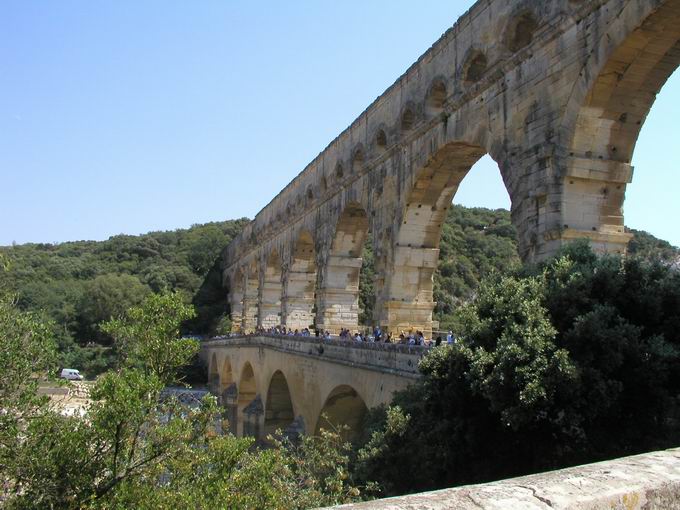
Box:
[378, 141, 509, 336]
[316, 202, 370, 334]
[558, 0, 680, 256]
[263, 370, 296, 437]
[283, 230, 317, 331]
[315, 384, 368, 443]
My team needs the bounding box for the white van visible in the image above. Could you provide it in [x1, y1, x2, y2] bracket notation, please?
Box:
[60, 368, 84, 381]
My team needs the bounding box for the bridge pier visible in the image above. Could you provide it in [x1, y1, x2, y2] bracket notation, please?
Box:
[228, 289, 243, 334]
[316, 288, 360, 335]
[376, 245, 440, 337]
[242, 269, 259, 333]
[221, 383, 238, 435]
[282, 271, 316, 331]
[243, 396, 264, 438]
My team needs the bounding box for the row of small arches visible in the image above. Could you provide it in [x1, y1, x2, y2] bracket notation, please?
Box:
[208, 355, 368, 441]
[280, 10, 539, 217]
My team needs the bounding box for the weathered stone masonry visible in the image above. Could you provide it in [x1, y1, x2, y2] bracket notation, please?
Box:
[221, 0, 680, 336]
[202, 336, 424, 441]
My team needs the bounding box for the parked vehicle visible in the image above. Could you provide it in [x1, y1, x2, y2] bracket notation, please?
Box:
[60, 368, 84, 381]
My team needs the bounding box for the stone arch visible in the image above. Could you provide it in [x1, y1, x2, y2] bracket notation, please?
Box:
[315, 385, 368, 443]
[561, 0, 680, 254]
[237, 362, 260, 437]
[463, 50, 488, 84]
[380, 142, 508, 336]
[335, 161, 345, 180]
[426, 77, 448, 115]
[264, 370, 295, 437]
[283, 230, 317, 330]
[351, 145, 366, 174]
[316, 202, 370, 334]
[505, 10, 539, 53]
[375, 127, 388, 152]
[306, 185, 314, 201]
[401, 103, 416, 132]
[259, 249, 283, 329]
[220, 357, 234, 394]
[242, 260, 259, 332]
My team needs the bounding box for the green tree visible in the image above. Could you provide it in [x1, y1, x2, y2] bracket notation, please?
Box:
[0, 287, 57, 482]
[3, 291, 367, 509]
[356, 244, 680, 496]
[76, 273, 150, 345]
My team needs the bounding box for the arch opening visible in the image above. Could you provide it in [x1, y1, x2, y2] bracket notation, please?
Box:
[317, 202, 369, 334]
[238, 362, 260, 437]
[264, 370, 295, 437]
[627, 68, 680, 247]
[426, 79, 447, 115]
[464, 52, 488, 83]
[375, 129, 388, 152]
[351, 146, 365, 174]
[381, 143, 516, 337]
[315, 385, 368, 443]
[259, 250, 283, 329]
[335, 162, 344, 180]
[284, 230, 317, 331]
[401, 106, 415, 132]
[220, 358, 234, 394]
[507, 12, 538, 53]
[565, 3, 680, 254]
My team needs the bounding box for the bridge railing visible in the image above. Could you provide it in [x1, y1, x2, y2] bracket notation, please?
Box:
[202, 334, 428, 378]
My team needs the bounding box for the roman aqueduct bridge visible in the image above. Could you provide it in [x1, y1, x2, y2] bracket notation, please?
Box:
[220, 0, 680, 337]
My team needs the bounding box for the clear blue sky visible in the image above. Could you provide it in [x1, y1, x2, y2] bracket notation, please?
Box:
[1, 1, 678, 247]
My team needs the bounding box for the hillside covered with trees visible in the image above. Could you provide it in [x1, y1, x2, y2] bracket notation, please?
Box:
[0, 219, 249, 375]
[1, 206, 677, 376]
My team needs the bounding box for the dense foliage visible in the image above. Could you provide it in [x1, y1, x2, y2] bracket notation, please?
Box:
[1, 290, 367, 509]
[355, 242, 680, 496]
[0, 219, 248, 376]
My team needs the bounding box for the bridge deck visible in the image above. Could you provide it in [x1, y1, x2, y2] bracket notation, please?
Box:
[203, 334, 428, 379]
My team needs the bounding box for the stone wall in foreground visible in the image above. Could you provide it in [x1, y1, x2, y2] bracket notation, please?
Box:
[329, 448, 680, 509]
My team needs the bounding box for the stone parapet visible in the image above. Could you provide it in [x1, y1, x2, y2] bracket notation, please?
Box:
[203, 335, 426, 379]
[328, 448, 680, 509]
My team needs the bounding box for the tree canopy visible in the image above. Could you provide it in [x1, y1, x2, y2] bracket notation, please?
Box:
[355, 242, 680, 496]
[1, 290, 368, 509]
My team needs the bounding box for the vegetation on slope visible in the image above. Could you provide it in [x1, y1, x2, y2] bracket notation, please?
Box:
[0, 219, 248, 376]
[1, 286, 368, 509]
[355, 242, 680, 496]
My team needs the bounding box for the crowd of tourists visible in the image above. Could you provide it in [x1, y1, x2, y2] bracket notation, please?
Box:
[244, 325, 457, 347]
